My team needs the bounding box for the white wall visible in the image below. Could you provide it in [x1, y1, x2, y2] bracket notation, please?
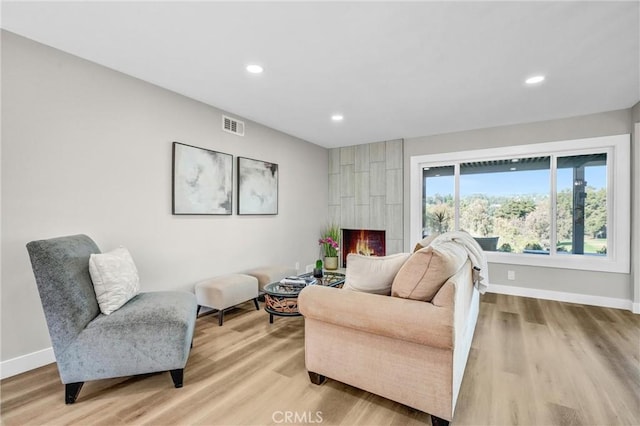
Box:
[404, 109, 635, 307]
[1, 31, 329, 369]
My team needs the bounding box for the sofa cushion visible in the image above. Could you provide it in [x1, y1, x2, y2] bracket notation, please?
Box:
[391, 242, 467, 302]
[343, 253, 411, 295]
[89, 247, 140, 315]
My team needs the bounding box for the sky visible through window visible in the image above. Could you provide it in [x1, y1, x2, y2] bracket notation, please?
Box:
[425, 167, 606, 197]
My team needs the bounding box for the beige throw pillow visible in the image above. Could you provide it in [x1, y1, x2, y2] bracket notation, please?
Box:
[89, 247, 140, 315]
[413, 233, 440, 252]
[343, 253, 411, 295]
[391, 242, 467, 302]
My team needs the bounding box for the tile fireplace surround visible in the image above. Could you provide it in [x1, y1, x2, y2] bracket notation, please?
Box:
[328, 140, 404, 257]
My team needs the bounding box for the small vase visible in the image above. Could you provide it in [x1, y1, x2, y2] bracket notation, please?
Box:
[324, 256, 339, 270]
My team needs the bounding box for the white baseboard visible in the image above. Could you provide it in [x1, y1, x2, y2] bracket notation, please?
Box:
[0, 347, 55, 380]
[488, 283, 635, 312]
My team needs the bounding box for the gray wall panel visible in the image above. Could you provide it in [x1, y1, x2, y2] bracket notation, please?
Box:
[329, 140, 404, 255]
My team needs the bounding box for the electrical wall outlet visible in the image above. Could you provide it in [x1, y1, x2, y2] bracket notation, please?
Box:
[507, 270, 515, 280]
[305, 264, 314, 273]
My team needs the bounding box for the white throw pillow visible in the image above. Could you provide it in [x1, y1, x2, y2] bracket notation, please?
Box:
[89, 247, 140, 315]
[343, 253, 411, 295]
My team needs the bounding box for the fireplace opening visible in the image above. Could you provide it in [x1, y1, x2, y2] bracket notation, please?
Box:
[342, 229, 386, 267]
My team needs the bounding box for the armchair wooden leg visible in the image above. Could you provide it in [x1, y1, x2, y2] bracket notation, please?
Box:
[253, 298, 260, 310]
[65, 382, 83, 404]
[170, 369, 184, 388]
[218, 310, 224, 326]
[430, 415, 449, 426]
[308, 371, 326, 385]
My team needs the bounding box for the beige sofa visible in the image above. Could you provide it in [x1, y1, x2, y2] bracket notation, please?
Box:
[298, 246, 480, 426]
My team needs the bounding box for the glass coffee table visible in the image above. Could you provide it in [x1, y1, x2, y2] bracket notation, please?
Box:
[263, 271, 345, 323]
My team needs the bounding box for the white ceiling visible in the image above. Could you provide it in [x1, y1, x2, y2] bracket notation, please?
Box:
[2, 1, 639, 148]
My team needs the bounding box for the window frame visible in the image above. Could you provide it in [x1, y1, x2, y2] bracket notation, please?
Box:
[410, 134, 630, 273]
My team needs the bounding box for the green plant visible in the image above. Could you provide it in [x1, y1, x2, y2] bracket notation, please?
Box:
[319, 224, 340, 257]
[524, 242, 543, 250]
[315, 259, 323, 269]
[498, 243, 512, 253]
[425, 204, 452, 234]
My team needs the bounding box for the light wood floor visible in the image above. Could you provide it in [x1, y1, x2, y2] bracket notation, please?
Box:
[2, 294, 639, 425]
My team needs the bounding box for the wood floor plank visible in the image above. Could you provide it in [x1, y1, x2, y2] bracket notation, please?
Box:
[2, 295, 639, 425]
[521, 296, 547, 325]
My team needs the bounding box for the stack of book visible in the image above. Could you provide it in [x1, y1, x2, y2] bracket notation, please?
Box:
[279, 276, 318, 287]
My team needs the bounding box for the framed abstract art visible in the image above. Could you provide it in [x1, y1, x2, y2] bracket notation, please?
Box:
[172, 142, 233, 215]
[237, 157, 278, 215]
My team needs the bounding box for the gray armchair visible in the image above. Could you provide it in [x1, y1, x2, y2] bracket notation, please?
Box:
[26, 234, 197, 404]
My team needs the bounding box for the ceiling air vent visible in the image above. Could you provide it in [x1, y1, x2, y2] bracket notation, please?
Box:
[222, 115, 245, 136]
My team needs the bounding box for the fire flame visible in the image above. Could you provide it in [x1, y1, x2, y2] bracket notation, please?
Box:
[355, 229, 375, 256]
[342, 229, 386, 267]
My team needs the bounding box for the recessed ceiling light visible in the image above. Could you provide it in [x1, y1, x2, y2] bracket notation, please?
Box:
[525, 75, 545, 85]
[246, 64, 263, 74]
[511, 159, 520, 163]
[331, 114, 344, 122]
[510, 167, 517, 171]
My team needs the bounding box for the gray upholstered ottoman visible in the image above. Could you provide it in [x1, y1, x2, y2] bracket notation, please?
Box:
[195, 274, 260, 326]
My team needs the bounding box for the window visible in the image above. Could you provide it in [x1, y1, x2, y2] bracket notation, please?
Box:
[410, 135, 630, 273]
[423, 166, 455, 235]
[556, 153, 607, 256]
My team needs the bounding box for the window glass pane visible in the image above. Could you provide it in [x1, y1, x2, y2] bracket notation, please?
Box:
[556, 153, 607, 256]
[422, 166, 454, 237]
[460, 157, 550, 253]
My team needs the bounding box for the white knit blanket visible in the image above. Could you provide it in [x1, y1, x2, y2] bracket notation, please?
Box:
[430, 231, 489, 294]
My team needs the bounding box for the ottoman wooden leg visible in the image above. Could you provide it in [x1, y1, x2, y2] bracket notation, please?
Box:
[253, 298, 260, 310]
[218, 310, 224, 326]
